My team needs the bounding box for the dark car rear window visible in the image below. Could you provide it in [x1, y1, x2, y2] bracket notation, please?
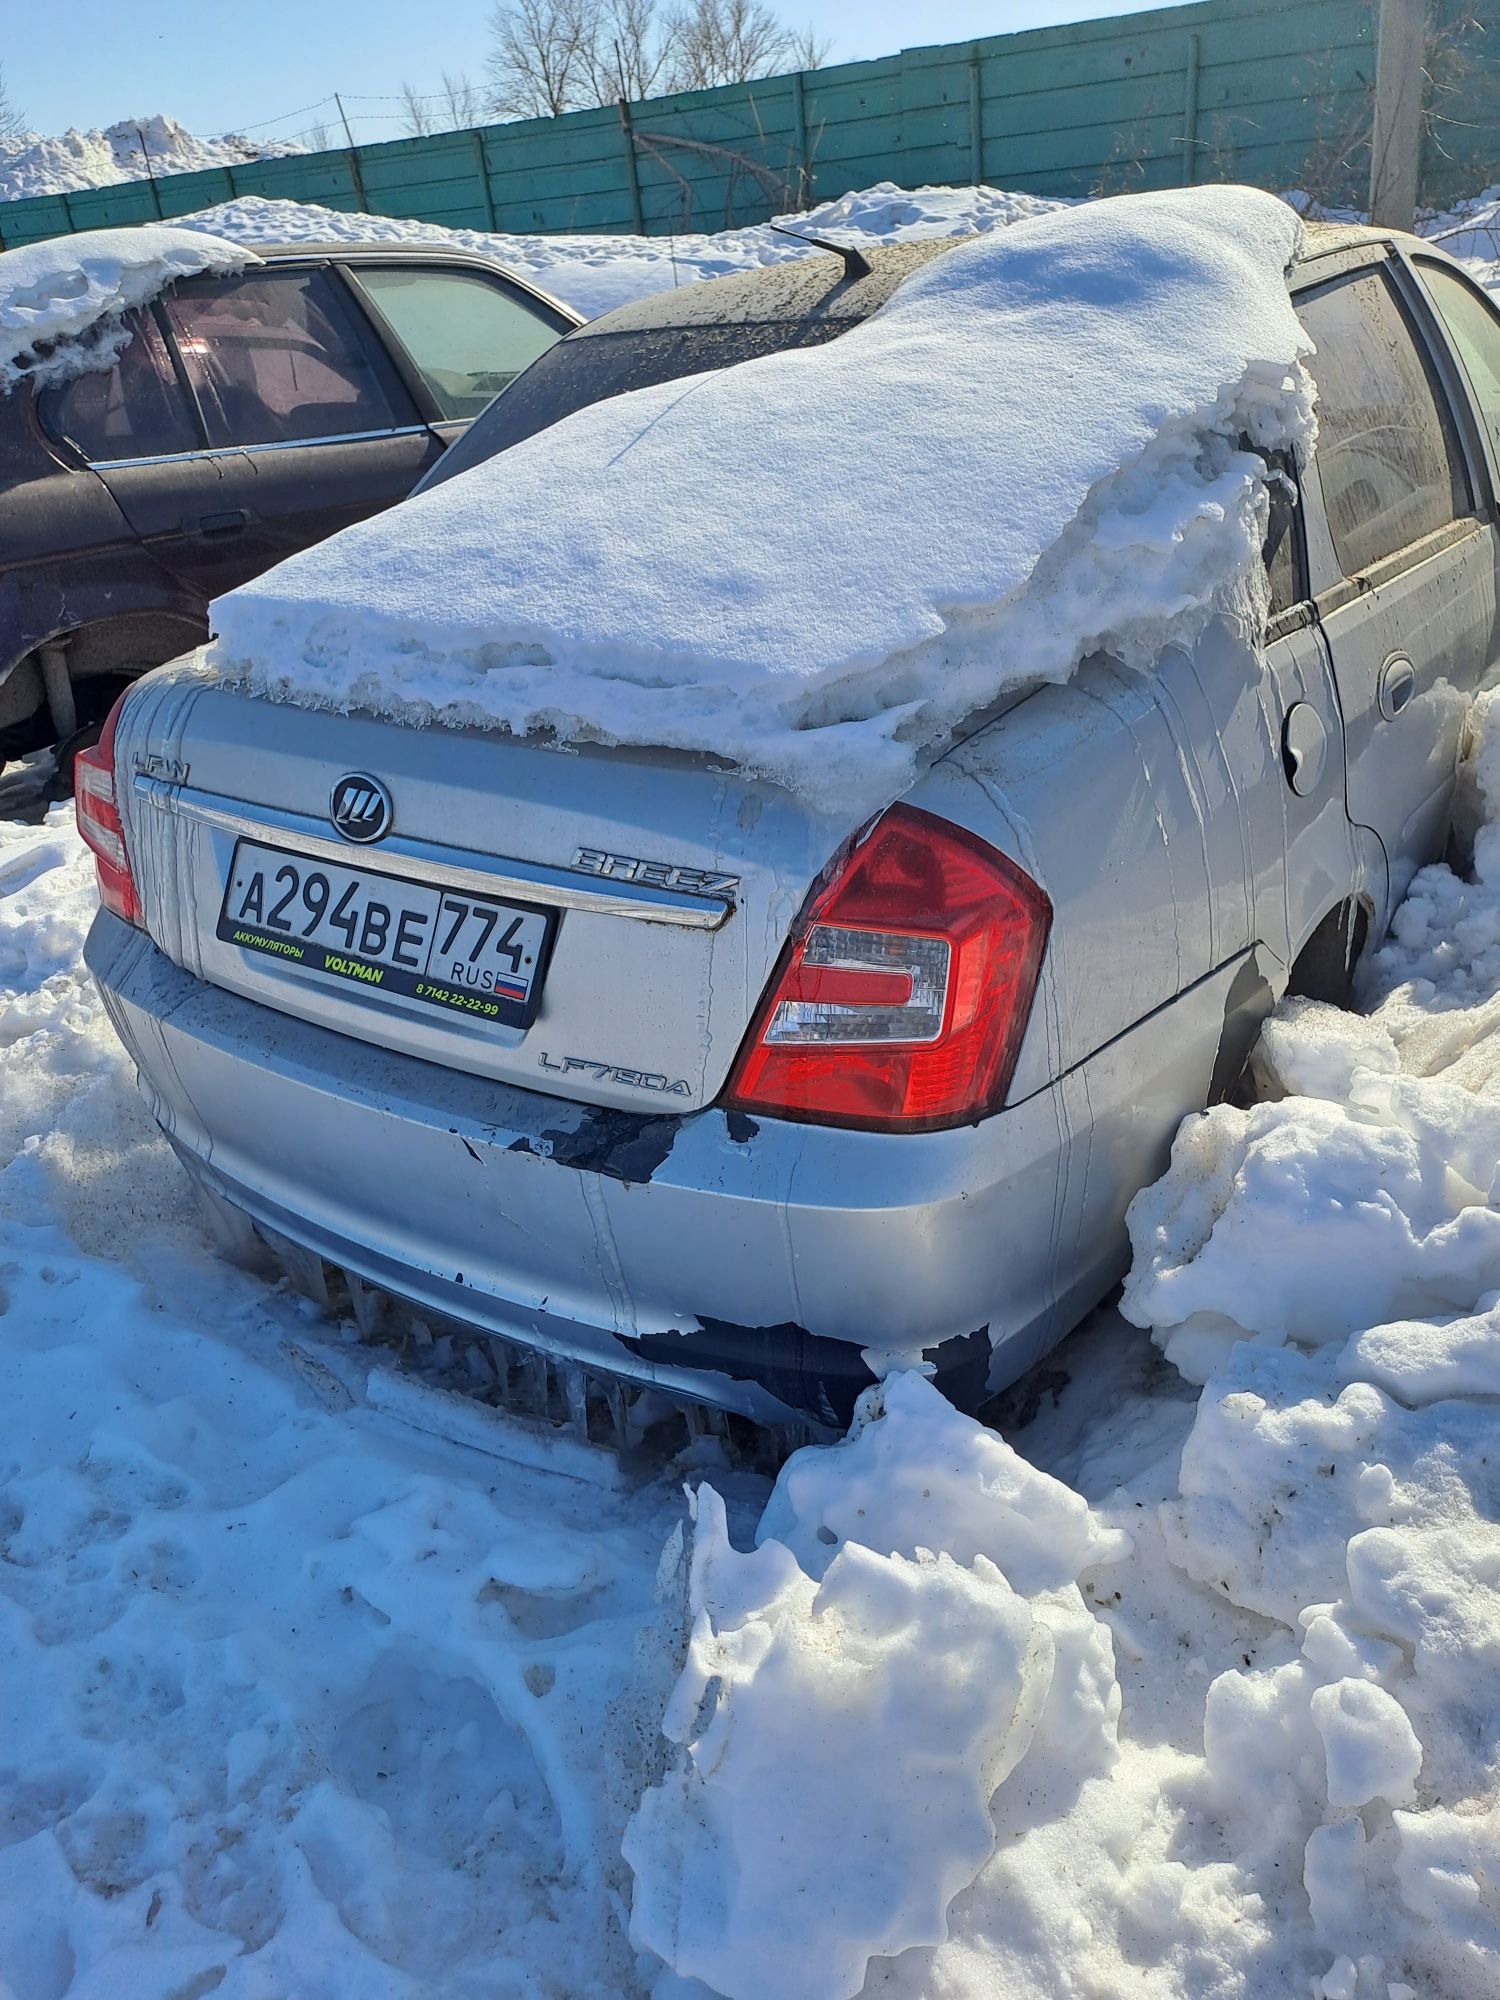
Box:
[417, 316, 859, 493]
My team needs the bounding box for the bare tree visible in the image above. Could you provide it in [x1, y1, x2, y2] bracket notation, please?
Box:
[785, 22, 829, 72]
[304, 118, 334, 151]
[488, 0, 593, 118]
[399, 81, 433, 136]
[583, 0, 678, 104]
[667, 0, 813, 91]
[486, 0, 819, 117]
[0, 63, 25, 140]
[438, 71, 486, 128]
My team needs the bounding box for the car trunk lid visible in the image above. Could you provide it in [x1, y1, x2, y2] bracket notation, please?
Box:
[114, 664, 862, 1114]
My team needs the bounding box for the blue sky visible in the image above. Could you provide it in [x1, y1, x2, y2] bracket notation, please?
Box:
[6, 0, 1166, 145]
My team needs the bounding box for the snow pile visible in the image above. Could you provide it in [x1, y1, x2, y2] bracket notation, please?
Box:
[625, 1371, 1126, 2000]
[206, 185, 1313, 814]
[0, 113, 301, 204]
[179, 180, 1066, 320]
[0, 223, 256, 392]
[1120, 693, 1500, 1994]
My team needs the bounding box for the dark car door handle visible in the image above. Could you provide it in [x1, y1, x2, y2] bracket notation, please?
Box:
[189, 509, 251, 537]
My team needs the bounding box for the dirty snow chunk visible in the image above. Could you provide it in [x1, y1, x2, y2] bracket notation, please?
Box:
[1311, 1678, 1421, 1807]
[626, 1486, 1051, 2000]
[1347, 1293, 1500, 1403]
[1121, 1078, 1500, 1382]
[757, 1365, 1127, 1589]
[208, 186, 1313, 813]
[1253, 993, 1400, 1100]
[181, 180, 1066, 320]
[0, 224, 256, 391]
[626, 1374, 1123, 1999]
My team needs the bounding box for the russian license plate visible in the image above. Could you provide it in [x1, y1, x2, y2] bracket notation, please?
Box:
[216, 839, 555, 1029]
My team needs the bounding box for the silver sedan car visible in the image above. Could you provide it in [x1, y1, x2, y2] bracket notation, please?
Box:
[81, 222, 1500, 1428]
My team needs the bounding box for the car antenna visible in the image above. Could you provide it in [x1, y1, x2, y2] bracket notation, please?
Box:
[770, 223, 872, 282]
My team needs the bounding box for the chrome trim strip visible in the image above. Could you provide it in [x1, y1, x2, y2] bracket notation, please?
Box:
[91, 426, 432, 471]
[133, 774, 732, 930]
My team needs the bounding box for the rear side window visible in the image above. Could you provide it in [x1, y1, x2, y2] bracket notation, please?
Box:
[1297, 270, 1469, 579]
[352, 267, 562, 421]
[40, 309, 199, 462]
[160, 267, 405, 448]
[1417, 260, 1500, 477]
[419, 317, 859, 493]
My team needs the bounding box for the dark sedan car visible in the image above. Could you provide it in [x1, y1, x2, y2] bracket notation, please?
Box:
[0, 238, 577, 769]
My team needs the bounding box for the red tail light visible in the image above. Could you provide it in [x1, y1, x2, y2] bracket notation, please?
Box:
[724, 805, 1050, 1133]
[74, 692, 141, 928]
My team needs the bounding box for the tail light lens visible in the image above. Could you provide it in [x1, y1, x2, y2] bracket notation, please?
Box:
[723, 805, 1050, 1133]
[74, 692, 141, 928]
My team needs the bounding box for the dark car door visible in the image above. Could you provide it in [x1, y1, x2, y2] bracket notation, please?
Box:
[1295, 259, 1495, 916]
[40, 263, 441, 603]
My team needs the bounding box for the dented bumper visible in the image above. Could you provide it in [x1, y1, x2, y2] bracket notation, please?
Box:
[86, 910, 1252, 1424]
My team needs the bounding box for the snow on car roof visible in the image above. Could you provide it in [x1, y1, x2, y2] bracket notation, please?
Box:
[209, 184, 1314, 813]
[0, 222, 258, 393]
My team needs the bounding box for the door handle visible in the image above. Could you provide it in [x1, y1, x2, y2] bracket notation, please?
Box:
[189, 509, 251, 537]
[1379, 655, 1416, 720]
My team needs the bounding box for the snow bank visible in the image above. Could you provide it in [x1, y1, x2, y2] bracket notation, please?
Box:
[0, 113, 300, 204]
[1121, 692, 1500, 1993]
[207, 185, 1312, 814]
[0, 223, 257, 392]
[178, 180, 1066, 320]
[625, 1372, 1125, 1999]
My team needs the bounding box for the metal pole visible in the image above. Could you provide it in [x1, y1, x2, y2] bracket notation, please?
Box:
[471, 129, 499, 230]
[1181, 33, 1200, 186]
[970, 53, 984, 186]
[136, 124, 165, 218]
[334, 94, 370, 212]
[1369, 0, 1425, 228]
[618, 99, 646, 234]
[790, 70, 810, 207]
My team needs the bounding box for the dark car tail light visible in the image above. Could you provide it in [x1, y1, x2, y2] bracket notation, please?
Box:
[75, 692, 141, 928]
[723, 805, 1051, 1133]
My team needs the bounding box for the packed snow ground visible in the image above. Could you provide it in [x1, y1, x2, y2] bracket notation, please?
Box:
[207, 186, 1313, 813]
[0, 115, 302, 205]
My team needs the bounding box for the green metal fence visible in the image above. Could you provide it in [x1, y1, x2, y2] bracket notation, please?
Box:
[0, 0, 1492, 253]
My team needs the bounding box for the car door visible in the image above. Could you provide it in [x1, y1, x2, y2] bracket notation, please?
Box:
[54, 263, 440, 604]
[1257, 456, 1366, 968]
[1295, 260, 1494, 919]
[1407, 252, 1500, 640]
[342, 263, 570, 450]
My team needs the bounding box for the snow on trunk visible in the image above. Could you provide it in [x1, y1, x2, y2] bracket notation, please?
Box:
[206, 185, 1313, 815]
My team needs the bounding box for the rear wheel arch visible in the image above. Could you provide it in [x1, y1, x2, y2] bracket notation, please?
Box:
[0, 609, 208, 759]
[1286, 895, 1374, 1008]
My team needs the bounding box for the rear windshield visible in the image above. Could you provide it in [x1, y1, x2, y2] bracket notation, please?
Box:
[417, 316, 859, 492]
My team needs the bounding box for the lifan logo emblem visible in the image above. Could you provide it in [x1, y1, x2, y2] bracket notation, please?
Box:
[330, 773, 393, 843]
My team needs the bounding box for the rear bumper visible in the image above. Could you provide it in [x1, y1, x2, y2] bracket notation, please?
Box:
[86, 912, 1241, 1424]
